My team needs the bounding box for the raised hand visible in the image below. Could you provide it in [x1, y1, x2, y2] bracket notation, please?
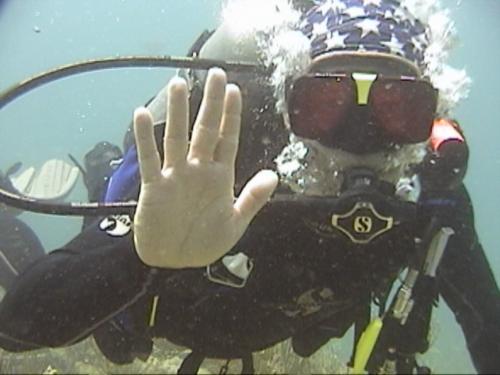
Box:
[133, 68, 278, 268]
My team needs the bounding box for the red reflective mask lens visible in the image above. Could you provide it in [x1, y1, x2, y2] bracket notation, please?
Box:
[288, 76, 355, 144]
[370, 79, 437, 143]
[287, 75, 437, 147]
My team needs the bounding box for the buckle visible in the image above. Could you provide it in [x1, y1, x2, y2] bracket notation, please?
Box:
[206, 253, 254, 288]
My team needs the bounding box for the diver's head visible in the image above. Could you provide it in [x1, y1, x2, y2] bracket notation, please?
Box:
[185, 0, 464, 197]
[284, 0, 436, 155]
[275, 0, 443, 197]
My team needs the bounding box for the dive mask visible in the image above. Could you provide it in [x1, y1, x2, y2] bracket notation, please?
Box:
[286, 73, 438, 152]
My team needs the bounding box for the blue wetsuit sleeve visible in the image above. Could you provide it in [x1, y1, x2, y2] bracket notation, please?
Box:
[0, 219, 155, 351]
[435, 186, 500, 373]
[105, 145, 140, 203]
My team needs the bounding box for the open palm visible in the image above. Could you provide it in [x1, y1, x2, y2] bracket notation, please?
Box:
[133, 68, 278, 268]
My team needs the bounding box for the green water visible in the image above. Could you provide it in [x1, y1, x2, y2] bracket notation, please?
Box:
[0, 0, 498, 373]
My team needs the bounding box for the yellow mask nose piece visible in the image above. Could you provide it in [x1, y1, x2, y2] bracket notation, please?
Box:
[352, 73, 377, 105]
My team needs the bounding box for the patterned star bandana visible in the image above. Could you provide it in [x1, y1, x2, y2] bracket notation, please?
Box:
[300, 0, 429, 68]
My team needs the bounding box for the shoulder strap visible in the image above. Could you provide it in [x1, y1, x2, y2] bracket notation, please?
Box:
[178, 352, 205, 374]
[178, 351, 254, 375]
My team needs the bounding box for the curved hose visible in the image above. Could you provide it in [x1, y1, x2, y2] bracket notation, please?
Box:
[0, 56, 264, 216]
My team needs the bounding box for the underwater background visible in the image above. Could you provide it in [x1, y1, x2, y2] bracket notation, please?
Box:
[0, 0, 498, 373]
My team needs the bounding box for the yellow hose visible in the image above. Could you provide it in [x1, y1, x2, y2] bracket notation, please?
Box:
[351, 318, 383, 374]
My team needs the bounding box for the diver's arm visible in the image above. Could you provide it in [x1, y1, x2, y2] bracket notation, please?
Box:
[436, 186, 500, 373]
[0, 221, 154, 351]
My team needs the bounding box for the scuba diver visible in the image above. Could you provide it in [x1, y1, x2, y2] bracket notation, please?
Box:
[0, 143, 122, 291]
[0, 0, 499, 373]
[0, 159, 80, 292]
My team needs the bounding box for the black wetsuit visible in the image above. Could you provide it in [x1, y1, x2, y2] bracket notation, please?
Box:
[0, 176, 498, 373]
[0, 169, 45, 291]
[0, 212, 45, 290]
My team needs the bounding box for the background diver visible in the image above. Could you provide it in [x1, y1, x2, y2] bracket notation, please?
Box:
[0, 0, 498, 374]
[0, 142, 122, 292]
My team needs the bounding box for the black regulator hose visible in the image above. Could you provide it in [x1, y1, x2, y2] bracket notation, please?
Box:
[0, 56, 265, 216]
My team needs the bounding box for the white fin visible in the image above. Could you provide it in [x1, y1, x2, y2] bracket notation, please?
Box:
[20, 159, 80, 201]
[10, 166, 36, 194]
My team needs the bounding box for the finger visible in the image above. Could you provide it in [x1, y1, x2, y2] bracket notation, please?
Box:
[233, 170, 279, 227]
[188, 68, 227, 161]
[133, 107, 161, 183]
[214, 84, 242, 165]
[164, 76, 189, 168]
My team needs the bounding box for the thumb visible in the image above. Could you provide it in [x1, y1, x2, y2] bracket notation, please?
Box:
[233, 169, 279, 227]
